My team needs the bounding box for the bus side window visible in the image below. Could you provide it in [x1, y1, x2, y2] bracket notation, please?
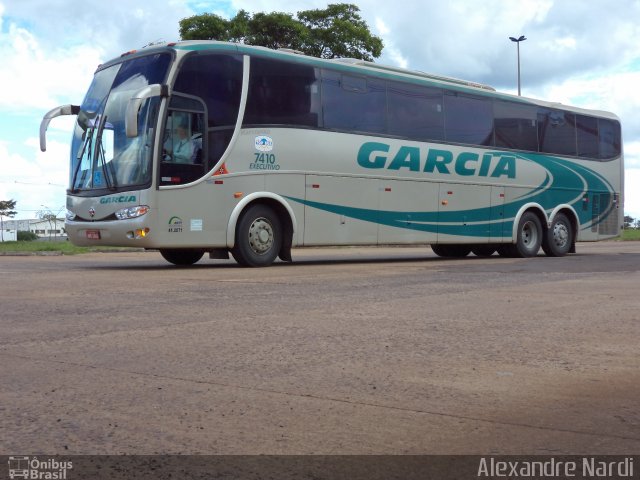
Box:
[538, 109, 577, 156]
[387, 81, 444, 141]
[598, 119, 621, 160]
[322, 69, 386, 134]
[444, 92, 493, 146]
[244, 57, 321, 128]
[576, 115, 599, 158]
[494, 100, 538, 151]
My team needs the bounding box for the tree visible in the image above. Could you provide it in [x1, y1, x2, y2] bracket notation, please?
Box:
[0, 199, 17, 242]
[298, 4, 383, 61]
[179, 12, 230, 41]
[244, 12, 307, 51]
[37, 209, 60, 241]
[624, 215, 635, 229]
[179, 3, 384, 61]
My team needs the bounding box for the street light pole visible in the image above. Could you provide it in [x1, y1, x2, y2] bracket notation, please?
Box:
[509, 35, 526, 96]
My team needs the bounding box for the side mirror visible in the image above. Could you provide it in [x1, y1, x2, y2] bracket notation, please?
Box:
[40, 104, 80, 152]
[125, 84, 169, 138]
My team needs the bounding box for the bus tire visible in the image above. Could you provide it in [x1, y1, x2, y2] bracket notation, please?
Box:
[431, 244, 471, 258]
[471, 245, 496, 257]
[542, 213, 573, 257]
[497, 245, 515, 257]
[512, 211, 542, 257]
[231, 204, 282, 267]
[160, 248, 205, 266]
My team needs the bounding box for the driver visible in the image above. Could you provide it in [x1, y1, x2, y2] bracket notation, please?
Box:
[164, 122, 196, 163]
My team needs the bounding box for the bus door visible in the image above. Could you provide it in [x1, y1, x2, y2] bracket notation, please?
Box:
[159, 96, 206, 186]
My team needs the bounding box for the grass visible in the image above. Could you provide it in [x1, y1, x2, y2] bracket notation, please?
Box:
[621, 228, 640, 241]
[0, 240, 138, 255]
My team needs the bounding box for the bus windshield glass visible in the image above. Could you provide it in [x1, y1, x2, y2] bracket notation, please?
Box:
[70, 53, 171, 192]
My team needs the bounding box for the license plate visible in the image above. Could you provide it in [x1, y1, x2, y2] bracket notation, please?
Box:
[86, 230, 101, 240]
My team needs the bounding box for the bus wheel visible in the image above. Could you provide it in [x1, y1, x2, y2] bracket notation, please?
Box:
[497, 245, 514, 257]
[542, 213, 573, 257]
[471, 245, 496, 257]
[431, 244, 471, 257]
[232, 204, 282, 267]
[512, 212, 542, 257]
[160, 248, 205, 266]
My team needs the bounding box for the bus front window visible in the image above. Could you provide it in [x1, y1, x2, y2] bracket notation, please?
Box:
[70, 53, 171, 193]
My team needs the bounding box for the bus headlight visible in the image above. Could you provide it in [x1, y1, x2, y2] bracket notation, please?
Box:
[66, 209, 76, 221]
[115, 205, 149, 220]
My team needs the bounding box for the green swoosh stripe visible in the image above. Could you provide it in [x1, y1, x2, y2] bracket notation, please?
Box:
[285, 153, 616, 238]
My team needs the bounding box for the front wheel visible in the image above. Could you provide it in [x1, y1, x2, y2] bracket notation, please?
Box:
[160, 248, 205, 266]
[231, 204, 282, 267]
[543, 213, 573, 257]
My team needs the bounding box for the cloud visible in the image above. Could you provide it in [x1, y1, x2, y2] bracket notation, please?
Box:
[624, 168, 640, 218]
[0, 14, 102, 111]
[375, 18, 408, 69]
[624, 142, 640, 167]
[0, 138, 67, 216]
[381, 0, 640, 90]
[2, 0, 195, 59]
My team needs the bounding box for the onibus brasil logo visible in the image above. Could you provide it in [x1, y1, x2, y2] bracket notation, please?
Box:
[8, 457, 73, 479]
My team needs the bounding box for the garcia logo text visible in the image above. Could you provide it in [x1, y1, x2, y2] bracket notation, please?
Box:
[358, 142, 516, 179]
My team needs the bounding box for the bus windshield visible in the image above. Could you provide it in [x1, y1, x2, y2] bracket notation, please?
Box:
[70, 53, 171, 193]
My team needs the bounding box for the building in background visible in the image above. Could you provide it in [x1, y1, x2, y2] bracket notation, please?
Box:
[1, 218, 66, 241]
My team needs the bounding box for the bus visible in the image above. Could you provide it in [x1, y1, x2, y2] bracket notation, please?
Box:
[40, 40, 623, 267]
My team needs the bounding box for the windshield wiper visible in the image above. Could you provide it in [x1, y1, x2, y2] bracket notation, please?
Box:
[96, 114, 117, 191]
[70, 120, 96, 193]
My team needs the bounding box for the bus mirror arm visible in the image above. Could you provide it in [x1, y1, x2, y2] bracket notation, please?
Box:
[39, 104, 80, 152]
[125, 84, 170, 138]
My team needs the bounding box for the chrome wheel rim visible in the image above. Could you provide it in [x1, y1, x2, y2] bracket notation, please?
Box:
[521, 220, 539, 250]
[248, 217, 274, 255]
[552, 222, 569, 248]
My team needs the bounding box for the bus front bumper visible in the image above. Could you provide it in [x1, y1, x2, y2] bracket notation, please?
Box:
[66, 217, 155, 248]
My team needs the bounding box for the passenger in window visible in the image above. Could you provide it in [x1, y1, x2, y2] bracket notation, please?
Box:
[164, 122, 200, 163]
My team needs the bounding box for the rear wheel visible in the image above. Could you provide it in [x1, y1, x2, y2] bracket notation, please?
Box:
[160, 248, 205, 266]
[497, 245, 515, 257]
[431, 244, 471, 258]
[471, 245, 496, 257]
[543, 213, 573, 257]
[231, 204, 282, 267]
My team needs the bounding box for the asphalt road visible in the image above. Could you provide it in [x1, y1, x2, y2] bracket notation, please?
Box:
[1, 242, 639, 455]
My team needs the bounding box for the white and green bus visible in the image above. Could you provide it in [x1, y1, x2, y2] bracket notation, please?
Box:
[40, 41, 623, 266]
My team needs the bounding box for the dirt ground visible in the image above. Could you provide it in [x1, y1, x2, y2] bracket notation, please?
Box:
[1, 242, 639, 455]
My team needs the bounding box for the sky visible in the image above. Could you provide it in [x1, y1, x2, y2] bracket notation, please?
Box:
[1, 0, 639, 220]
